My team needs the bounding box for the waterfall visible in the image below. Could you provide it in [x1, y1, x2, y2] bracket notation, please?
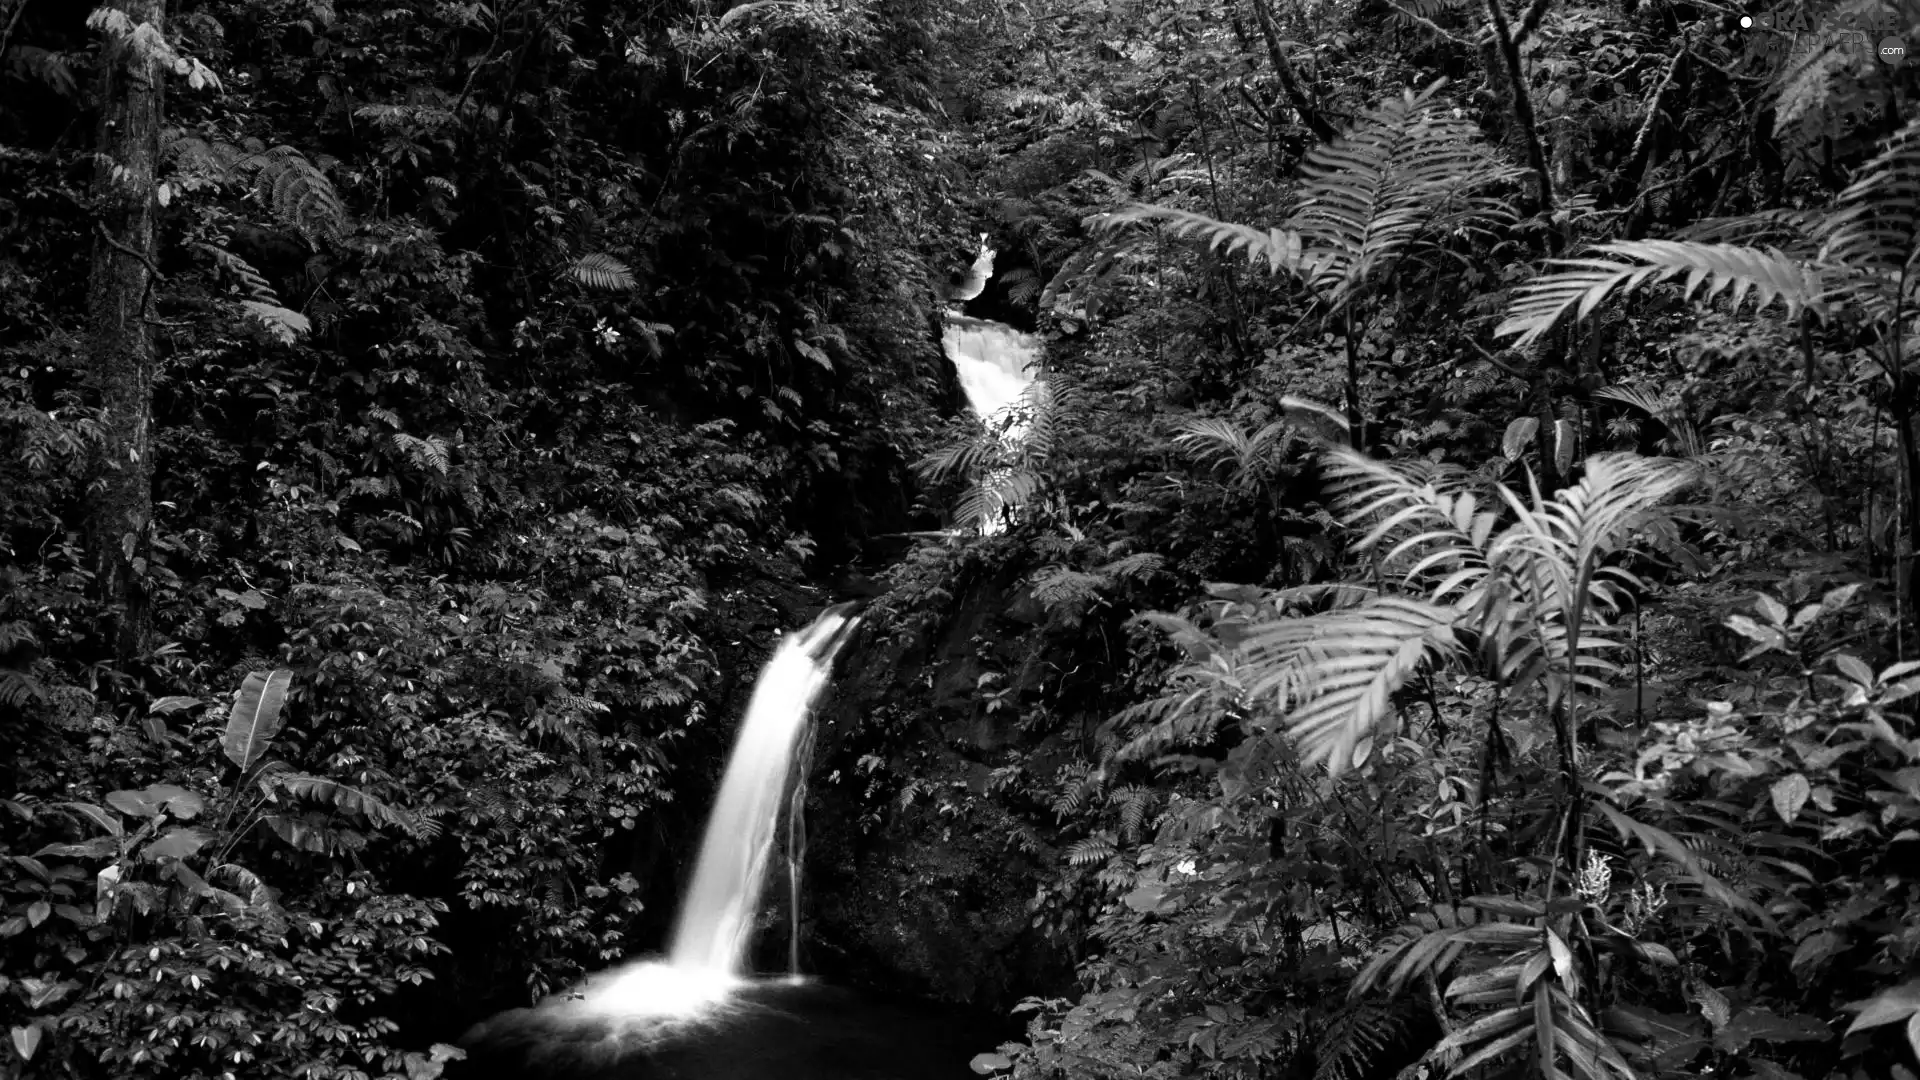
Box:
[667, 607, 854, 973]
[940, 314, 1042, 535]
[557, 603, 859, 1023]
[942, 314, 1038, 425]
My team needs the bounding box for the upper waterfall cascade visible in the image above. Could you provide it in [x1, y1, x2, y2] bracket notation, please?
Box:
[942, 314, 1039, 424]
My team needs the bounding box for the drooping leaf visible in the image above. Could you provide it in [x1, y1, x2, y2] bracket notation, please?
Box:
[1844, 979, 1920, 1034]
[270, 773, 417, 833]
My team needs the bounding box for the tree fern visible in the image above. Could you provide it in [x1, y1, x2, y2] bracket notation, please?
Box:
[1094, 80, 1516, 311]
[1134, 444, 1689, 777]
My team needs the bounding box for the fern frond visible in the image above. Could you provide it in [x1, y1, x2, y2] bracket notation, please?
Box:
[237, 146, 350, 247]
[1313, 999, 1413, 1080]
[1065, 833, 1118, 866]
[389, 433, 451, 474]
[1030, 565, 1105, 613]
[1495, 240, 1824, 350]
[567, 252, 636, 291]
[1097, 552, 1166, 582]
[240, 301, 311, 343]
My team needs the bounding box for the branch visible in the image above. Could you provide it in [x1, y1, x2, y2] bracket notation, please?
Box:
[1598, 148, 1736, 224]
[1627, 42, 1685, 178]
[0, 0, 30, 62]
[95, 220, 163, 318]
[1469, 338, 1532, 380]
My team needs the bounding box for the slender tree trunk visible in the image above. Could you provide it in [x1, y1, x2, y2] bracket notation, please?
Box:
[1248, 0, 1337, 143]
[86, 0, 165, 661]
[1482, 0, 1554, 213]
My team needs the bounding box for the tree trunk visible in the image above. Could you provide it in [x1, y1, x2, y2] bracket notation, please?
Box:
[1247, 0, 1337, 143]
[86, 0, 166, 662]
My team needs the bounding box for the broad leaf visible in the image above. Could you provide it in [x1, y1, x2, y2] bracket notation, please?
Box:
[141, 826, 214, 861]
[225, 669, 293, 771]
[1770, 774, 1811, 825]
[10, 1024, 41, 1062]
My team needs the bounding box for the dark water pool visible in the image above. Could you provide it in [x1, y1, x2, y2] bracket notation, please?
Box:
[450, 978, 1009, 1080]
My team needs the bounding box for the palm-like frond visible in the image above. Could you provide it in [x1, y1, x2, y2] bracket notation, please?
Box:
[917, 375, 1080, 533]
[1096, 203, 1305, 274]
[1171, 416, 1291, 491]
[1816, 114, 1920, 320]
[1593, 384, 1704, 457]
[1141, 446, 1688, 776]
[1502, 114, 1920, 348]
[1321, 448, 1494, 603]
[1241, 596, 1463, 774]
[1495, 241, 1824, 350]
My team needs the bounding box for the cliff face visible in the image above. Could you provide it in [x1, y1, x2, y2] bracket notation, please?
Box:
[783, 564, 1120, 1011]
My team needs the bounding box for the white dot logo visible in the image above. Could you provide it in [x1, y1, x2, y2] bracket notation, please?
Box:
[1740, 15, 1753, 28]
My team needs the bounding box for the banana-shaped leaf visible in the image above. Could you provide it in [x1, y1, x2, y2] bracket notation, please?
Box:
[225, 669, 293, 771]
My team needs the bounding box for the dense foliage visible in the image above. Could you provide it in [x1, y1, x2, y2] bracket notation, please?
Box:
[6, 0, 1920, 1079]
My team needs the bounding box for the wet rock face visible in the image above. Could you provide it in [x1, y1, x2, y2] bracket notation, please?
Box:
[802, 787, 1068, 1008]
[796, 572, 1085, 1011]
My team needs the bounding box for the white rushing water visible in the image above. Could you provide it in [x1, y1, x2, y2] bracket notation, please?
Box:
[942, 315, 1042, 536]
[563, 605, 859, 1024]
[943, 314, 1038, 426]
